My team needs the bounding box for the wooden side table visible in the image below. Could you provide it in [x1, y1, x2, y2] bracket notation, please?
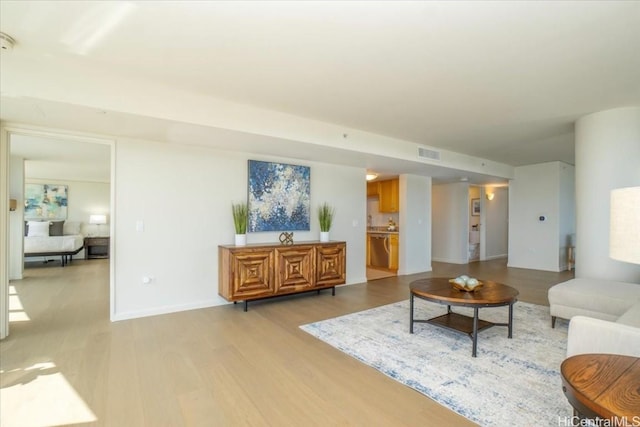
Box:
[561, 354, 640, 422]
[84, 237, 110, 259]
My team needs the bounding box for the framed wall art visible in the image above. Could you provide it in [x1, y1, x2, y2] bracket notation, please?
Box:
[248, 160, 310, 232]
[471, 198, 480, 216]
[24, 183, 68, 220]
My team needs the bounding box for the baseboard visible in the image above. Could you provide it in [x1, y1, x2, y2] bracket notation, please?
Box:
[346, 276, 368, 286]
[484, 254, 508, 261]
[507, 262, 564, 273]
[432, 257, 468, 264]
[398, 266, 433, 275]
[112, 298, 227, 322]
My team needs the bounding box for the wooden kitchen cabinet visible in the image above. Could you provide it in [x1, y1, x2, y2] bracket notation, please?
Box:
[388, 234, 399, 270]
[219, 241, 346, 310]
[379, 179, 399, 212]
[367, 181, 379, 197]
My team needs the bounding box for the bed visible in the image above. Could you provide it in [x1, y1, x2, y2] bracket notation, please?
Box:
[24, 220, 85, 267]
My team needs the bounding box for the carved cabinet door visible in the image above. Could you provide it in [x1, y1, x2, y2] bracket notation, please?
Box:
[316, 243, 346, 287]
[275, 245, 315, 293]
[231, 249, 274, 298]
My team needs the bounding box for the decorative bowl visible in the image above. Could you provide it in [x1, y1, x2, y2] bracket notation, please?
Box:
[449, 278, 484, 292]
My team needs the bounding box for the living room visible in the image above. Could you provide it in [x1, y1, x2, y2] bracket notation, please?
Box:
[1, 1, 639, 425]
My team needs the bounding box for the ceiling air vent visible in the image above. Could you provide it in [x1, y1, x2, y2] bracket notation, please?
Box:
[418, 146, 441, 161]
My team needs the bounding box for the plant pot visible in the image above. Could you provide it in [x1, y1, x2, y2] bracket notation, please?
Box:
[235, 234, 247, 246]
[320, 231, 330, 242]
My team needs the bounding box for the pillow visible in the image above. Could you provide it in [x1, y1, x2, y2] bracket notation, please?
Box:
[27, 221, 50, 237]
[63, 221, 81, 235]
[49, 221, 64, 236]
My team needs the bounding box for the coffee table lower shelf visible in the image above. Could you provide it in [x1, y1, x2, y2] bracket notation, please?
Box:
[423, 311, 495, 335]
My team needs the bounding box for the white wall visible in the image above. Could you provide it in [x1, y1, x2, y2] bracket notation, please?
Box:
[398, 174, 432, 275]
[508, 162, 573, 272]
[432, 182, 468, 264]
[113, 139, 367, 320]
[484, 186, 509, 260]
[575, 107, 640, 282]
[509, 163, 557, 271]
[558, 163, 576, 270]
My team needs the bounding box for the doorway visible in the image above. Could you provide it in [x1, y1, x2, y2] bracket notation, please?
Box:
[3, 127, 115, 338]
[469, 186, 481, 262]
[366, 176, 399, 280]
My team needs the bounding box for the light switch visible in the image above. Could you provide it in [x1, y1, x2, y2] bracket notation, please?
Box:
[136, 220, 144, 232]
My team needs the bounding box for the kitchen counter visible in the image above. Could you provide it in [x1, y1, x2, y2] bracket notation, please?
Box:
[367, 227, 399, 234]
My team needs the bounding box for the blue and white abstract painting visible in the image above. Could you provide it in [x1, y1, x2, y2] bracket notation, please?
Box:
[24, 184, 68, 220]
[248, 160, 310, 232]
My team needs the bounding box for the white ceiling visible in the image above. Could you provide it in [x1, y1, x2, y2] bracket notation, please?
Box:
[10, 134, 111, 183]
[1, 1, 640, 180]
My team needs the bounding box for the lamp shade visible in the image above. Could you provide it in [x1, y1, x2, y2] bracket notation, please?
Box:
[89, 214, 107, 225]
[610, 186, 640, 264]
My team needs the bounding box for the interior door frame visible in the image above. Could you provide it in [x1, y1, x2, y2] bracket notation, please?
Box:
[0, 124, 116, 339]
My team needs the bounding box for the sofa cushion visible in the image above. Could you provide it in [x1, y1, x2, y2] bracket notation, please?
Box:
[568, 315, 640, 357]
[549, 278, 640, 318]
[617, 303, 640, 328]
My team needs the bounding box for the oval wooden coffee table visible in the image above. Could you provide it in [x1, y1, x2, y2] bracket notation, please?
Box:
[410, 278, 519, 357]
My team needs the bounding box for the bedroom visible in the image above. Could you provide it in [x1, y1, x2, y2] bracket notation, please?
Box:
[8, 133, 111, 279]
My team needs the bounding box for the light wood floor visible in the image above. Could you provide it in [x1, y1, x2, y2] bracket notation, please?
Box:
[1, 258, 573, 426]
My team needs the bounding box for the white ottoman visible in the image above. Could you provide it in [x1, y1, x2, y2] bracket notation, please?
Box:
[548, 278, 640, 327]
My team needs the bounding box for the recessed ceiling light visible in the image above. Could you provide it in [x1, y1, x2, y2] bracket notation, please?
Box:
[366, 173, 378, 181]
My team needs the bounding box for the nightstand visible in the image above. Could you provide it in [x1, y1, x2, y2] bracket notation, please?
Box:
[84, 237, 110, 259]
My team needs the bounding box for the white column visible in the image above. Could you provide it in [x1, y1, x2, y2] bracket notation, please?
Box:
[9, 156, 24, 280]
[0, 127, 9, 339]
[575, 107, 640, 282]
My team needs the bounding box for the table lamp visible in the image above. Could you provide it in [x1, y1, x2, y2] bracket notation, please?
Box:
[89, 214, 107, 237]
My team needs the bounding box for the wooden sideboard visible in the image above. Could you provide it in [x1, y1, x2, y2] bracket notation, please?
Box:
[219, 241, 346, 311]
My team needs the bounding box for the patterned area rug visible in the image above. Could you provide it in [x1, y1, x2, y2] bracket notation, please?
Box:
[300, 300, 573, 426]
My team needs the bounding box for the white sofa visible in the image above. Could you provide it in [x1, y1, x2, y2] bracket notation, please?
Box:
[548, 278, 640, 357]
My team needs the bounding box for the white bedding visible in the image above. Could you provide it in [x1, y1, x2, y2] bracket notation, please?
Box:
[24, 234, 84, 254]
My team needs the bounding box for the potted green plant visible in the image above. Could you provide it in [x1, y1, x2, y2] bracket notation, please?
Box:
[318, 202, 335, 242]
[232, 202, 248, 246]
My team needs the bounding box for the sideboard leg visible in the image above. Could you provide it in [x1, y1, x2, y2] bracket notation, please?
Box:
[332, 287, 335, 296]
[244, 301, 248, 312]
